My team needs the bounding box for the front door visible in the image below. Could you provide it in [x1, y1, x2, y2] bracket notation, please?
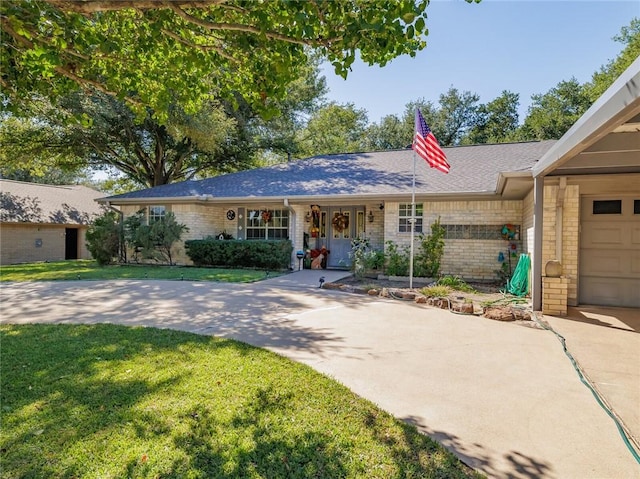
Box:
[327, 207, 355, 268]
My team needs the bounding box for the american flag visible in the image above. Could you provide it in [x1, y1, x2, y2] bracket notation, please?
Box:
[413, 109, 450, 174]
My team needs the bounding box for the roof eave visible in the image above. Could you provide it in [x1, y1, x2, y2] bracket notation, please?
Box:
[100, 191, 506, 206]
[532, 57, 640, 178]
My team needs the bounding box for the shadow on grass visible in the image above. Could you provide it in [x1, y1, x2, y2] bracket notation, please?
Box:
[1, 324, 477, 479]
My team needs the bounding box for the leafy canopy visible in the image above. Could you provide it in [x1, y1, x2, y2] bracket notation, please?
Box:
[2, 0, 479, 119]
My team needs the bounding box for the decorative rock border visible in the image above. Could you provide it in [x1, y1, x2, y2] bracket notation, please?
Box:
[324, 282, 532, 321]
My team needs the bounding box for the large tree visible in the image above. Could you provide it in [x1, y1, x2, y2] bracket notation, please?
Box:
[462, 90, 520, 144]
[587, 17, 640, 101]
[518, 78, 592, 140]
[1, 0, 465, 119]
[0, 92, 241, 188]
[295, 103, 369, 156]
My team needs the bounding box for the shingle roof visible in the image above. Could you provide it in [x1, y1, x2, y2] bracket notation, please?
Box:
[0, 180, 106, 225]
[104, 140, 557, 202]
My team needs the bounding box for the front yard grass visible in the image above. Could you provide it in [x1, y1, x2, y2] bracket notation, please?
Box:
[1, 324, 481, 479]
[0, 260, 276, 283]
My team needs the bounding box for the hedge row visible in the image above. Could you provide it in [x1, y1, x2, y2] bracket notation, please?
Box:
[185, 239, 293, 270]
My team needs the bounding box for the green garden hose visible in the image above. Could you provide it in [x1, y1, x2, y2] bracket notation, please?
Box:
[533, 313, 640, 465]
[507, 254, 530, 297]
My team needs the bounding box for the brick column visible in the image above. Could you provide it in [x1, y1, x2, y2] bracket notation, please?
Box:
[542, 276, 568, 316]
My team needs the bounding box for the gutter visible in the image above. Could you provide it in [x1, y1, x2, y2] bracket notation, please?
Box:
[98, 190, 509, 207]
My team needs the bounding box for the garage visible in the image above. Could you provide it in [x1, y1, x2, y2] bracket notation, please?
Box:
[580, 196, 640, 307]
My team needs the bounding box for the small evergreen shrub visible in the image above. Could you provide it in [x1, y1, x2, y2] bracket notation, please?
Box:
[86, 211, 121, 265]
[384, 241, 410, 276]
[186, 239, 293, 270]
[414, 217, 445, 278]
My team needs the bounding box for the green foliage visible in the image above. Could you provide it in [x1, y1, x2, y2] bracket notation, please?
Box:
[420, 285, 452, 298]
[384, 241, 410, 276]
[186, 239, 293, 270]
[296, 102, 369, 156]
[0, 91, 241, 188]
[437, 275, 476, 293]
[85, 211, 121, 265]
[349, 238, 385, 280]
[414, 218, 446, 278]
[124, 211, 188, 265]
[518, 78, 592, 140]
[123, 210, 146, 263]
[1, 1, 449, 120]
[587, 18, 640, 101]
[462, 91, 520, 144]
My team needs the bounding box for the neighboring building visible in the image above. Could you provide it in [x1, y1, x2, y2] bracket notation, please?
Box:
[0, 180, 106, 264]
[100, 140, 556, 282]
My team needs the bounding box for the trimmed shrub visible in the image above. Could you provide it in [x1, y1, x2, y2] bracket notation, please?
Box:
[86, 211, 121, 265]
[185, 239, 293, 270]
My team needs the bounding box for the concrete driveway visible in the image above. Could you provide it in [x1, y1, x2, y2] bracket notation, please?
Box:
[1, 276, 638, 479]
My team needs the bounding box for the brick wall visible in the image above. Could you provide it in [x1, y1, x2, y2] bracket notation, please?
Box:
[542, 276, 568, 316]
[542, 183, 580, 306]
[384, 200, 524, 281]
[0, 223, 91, 264]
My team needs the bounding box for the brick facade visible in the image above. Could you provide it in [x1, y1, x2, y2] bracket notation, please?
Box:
[384, 200, 524, 281]
[542, 276, 568, 316]
[0, 223, 90, 264]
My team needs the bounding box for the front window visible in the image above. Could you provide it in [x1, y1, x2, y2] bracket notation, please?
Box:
[148, 205, 166, 224]
[399, 203, 423, 233]
[246, 209, 289, 240]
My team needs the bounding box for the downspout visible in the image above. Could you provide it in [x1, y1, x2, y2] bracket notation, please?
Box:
[555, 177, 567, 263]
[284, 198, 296, 269]
[532, 177, 544, 311]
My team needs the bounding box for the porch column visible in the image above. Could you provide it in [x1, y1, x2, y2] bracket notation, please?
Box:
[532, 176, 544, 311]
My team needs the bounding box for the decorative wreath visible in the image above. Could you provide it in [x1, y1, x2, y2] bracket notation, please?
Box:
[261, 210, 272, 223]
[332, 212, 349, 232]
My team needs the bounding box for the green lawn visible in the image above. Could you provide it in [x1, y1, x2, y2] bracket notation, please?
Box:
[0, 260, 276, 283]
[1, 324, 481, 479]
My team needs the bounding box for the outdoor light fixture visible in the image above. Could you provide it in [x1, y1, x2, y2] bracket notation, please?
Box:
[305, 211, 311, 222]
[368, 210, 375, 223]
[379, 203, 385, 210]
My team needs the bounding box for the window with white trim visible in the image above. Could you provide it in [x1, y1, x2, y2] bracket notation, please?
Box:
[398, 203, 423, 233]
[246, 209, 289, 240]
[148, 205, 166, 224]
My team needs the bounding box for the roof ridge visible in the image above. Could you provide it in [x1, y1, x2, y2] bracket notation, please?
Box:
[0, 179, 79, 190]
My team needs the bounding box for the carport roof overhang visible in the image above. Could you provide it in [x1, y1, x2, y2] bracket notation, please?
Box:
[532, 56, 640, 178]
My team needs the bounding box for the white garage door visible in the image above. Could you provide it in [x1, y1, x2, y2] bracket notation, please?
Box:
[579, 196, 640, 307]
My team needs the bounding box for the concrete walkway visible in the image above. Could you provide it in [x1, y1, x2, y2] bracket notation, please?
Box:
[1, 279, 638, 478]
[544, 306, 640, 456]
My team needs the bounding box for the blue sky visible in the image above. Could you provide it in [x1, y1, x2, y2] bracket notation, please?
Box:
[320, 1, 640, 124]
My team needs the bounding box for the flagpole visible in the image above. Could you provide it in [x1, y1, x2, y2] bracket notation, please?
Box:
[409, 151, 416, 289]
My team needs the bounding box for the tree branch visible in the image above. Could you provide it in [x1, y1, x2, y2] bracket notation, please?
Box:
[45, 1, 223, 14]
[168, 3, 333, 47]
[160, 28, 237, 63]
